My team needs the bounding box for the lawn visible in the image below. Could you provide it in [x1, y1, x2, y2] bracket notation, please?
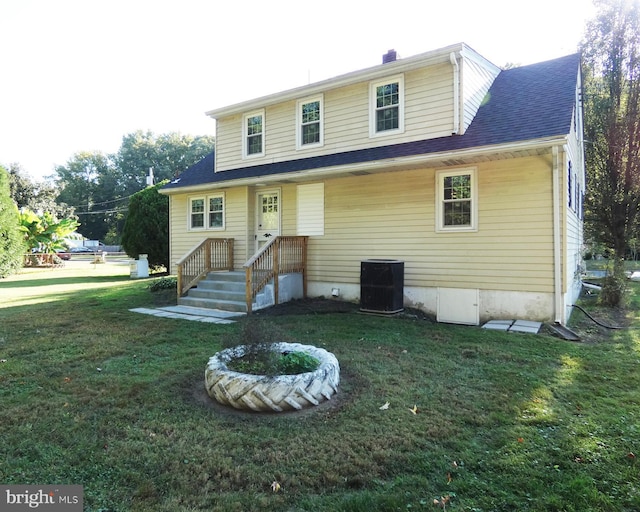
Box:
[1, 262, 639, 511]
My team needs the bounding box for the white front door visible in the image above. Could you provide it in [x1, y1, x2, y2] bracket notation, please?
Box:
[256, 190, 280, 249]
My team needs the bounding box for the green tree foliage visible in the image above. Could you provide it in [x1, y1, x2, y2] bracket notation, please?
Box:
[0, 166, 26, 277]
[115, 130, 215, 197]
[18, 209, 79, 253]
[7, 163, 71, 219]
[121, 182, 169, 268]
[581, 0, 640, 304]
[54, 151, 115, 242]
[53, 133, 213, 244]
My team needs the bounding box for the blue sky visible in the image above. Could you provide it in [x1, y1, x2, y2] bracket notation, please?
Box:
[0, 0, 596, 181]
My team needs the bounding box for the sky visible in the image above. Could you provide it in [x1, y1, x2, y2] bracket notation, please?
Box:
[0, 0, 597, 182]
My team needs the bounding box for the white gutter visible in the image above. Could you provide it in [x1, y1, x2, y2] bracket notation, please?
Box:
[552, 145, 563, 323]
[160, 135, 569, 195]
[450, 52, 460, 135]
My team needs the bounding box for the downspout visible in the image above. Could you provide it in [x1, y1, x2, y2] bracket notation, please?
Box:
[450, 52, 460, 135]
[552, 145, 563, 323]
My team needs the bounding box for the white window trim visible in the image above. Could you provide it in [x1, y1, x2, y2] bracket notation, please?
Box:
[296, 95, 324, 150]
[188, 193, 225, 231]
[435, 168, 478, 233]
[242, 109, 265, 159]
[369, 74, 405, 138]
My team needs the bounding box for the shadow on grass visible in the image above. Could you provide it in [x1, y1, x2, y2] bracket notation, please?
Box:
[0, 274, 137, 290]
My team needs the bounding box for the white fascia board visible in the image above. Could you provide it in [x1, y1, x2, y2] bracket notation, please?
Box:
[160, 135, 569, 195]
[205, 43, 468, 119]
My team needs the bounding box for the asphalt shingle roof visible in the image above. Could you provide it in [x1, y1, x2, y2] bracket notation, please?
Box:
[163, 53, 580, 191]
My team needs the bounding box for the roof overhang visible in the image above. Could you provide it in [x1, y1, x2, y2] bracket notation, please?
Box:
[159, 136, 568, 195]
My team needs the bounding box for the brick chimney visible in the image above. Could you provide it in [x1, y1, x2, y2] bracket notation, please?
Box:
[382, 49, 397, 64]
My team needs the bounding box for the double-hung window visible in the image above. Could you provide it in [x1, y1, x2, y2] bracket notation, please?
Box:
[243, 110, 264, 158]
[370, 74, 404, 137]
[436, 169, 478, 232]
[296, 95, 323, 149]
[189, 194, 225, 230]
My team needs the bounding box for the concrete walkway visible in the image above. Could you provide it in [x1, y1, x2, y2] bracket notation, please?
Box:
[129, 305, 244, 324]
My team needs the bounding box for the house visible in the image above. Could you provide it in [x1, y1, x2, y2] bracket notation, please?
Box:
[160, 43, 585, 325]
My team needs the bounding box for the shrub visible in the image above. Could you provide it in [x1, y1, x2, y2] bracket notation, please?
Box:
[147, 276, 177, 292]
[0, 166, 26, 277]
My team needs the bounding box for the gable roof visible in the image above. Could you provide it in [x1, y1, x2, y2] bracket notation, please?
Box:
[163, 53, 580, 192]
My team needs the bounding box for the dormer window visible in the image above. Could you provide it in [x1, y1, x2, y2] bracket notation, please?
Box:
[296, 95, 323, 150]
[243, 110, 265, 158]
[369, 74, 404, 137]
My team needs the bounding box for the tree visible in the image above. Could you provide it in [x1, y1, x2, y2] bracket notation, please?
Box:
[18, 209, 79, 254]
[115, 130, 215, 197]
[54, 151, 116, 242]
[7, 163, 70, 219]
[52, 133, 214, 244]
[0, 166, 26, 278]
[581, 0, 640, 304]
[121, 182, 169, 268]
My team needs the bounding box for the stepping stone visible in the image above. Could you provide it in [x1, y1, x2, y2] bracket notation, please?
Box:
[508, 320, 542, 334]
[482, 320, 513, 331]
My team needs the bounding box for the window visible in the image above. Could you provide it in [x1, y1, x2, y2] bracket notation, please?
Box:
[296, 96, 323, 149]
[209, 196, 224, 228]
[370, 75, 404, 137]
[189, 194, 225, 230]
[243, 110, 264, 158]
[436, 169, 478, 232]
[190, 198, 205, 229]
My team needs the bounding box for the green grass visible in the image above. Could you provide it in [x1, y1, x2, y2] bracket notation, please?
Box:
[1, 263, 640, 511]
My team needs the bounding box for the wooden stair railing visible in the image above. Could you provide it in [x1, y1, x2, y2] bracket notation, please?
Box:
[176, 238, 234, 298]
[243, 236, 308, 314]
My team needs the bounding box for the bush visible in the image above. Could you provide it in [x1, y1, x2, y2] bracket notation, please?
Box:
[0, 167, 26, 277]
[147, 276, 177, 292]
[600, 258, 627, 307]
[121, 182, 169, 268]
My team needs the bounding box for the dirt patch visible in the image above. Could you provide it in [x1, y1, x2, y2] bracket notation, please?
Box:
[252, 297, 436, 322]
[567, 296, 632, 343]
[252, 297, 359, 316]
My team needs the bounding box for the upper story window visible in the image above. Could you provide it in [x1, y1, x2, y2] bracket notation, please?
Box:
[369, 74, 404, 137]
[435, 168, 478, 232]
[243, 110, 265, 158]
[189, 193, 225, 230]
[296, 95, 323, 150]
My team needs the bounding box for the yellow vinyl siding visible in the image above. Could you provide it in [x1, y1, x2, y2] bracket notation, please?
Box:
[308, 156, 554, 293]
[215, 65, 456, 172]
[167, 187, 250, 273]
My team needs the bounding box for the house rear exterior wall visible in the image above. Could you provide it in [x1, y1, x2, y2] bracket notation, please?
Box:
[167, 154, 559, 321]
[306, 156, 554, 296]
[214, 63, 456, 172]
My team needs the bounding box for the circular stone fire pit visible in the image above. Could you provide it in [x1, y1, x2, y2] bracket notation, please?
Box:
[205, 342, 340, 412]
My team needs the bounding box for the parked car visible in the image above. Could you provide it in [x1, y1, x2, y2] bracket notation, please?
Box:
[56, 250, 71, 260]
[70, 246, 94, 253]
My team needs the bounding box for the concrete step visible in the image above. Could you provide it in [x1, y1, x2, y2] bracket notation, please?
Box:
[196, 279, 245, 292]
[178, 295, 247, 313]
[180, 271, 251, 312]
[202, 271, 245, 282]
[187, 287, 245, 302]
